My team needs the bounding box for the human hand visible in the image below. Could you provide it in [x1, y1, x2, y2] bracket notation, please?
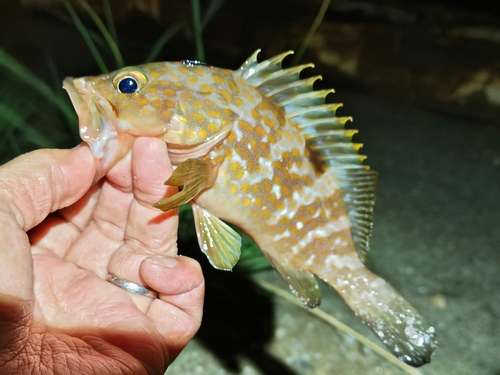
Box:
[0, 137, 205, 375]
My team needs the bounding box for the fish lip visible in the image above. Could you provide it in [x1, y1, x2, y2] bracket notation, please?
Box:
[63, 77, 85, 119]
[63, 76, 124, 170]
[166, 127, 231, 165]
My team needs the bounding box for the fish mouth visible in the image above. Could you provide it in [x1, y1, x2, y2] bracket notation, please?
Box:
[63, 77, 128, 170]
[166, 127, 231, 165]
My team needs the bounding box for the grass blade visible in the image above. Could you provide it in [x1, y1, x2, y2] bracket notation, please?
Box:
[0, 47, 76, 124]
[292, 0, 331, 65]
[63, 0, 109, 73]
[103, 0, 118, 45]
[145, 22, 183, 63]
[201, 0, 226, 29]
[0, 103, 54, 148]
[77, 0, 124, 68]
[190, 0, 205, 61]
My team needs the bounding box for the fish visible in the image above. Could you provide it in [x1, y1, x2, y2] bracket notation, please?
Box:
[63, 50, 436, 366]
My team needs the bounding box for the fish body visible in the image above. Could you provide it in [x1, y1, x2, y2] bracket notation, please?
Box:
[64, 51, 436, 366]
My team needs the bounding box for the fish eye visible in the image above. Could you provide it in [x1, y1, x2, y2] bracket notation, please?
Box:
[118, 77, 139, 94]
[113, 70, 148, 93]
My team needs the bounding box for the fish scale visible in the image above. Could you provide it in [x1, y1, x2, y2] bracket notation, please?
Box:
[63, 50, 437, 367]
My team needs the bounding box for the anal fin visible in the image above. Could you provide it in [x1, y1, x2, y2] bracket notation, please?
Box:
[266, 253, 321, 308]
[191, 202, 241, 271]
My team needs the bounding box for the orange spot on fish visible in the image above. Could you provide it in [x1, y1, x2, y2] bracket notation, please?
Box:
[257, 101, 272, 111]
[228, 80, 239, 93]
[262, 115, 276, 129]
[207, 122, 218, 132]
[139, 98, 149, 106]
[241, 181, 250, 193]
[234, 142, 251, 160]
[181, 92, 194, 100]
[220, 89, 232, 102]
[212, 155, 225, 164]
[163, 88, 176, 97]
[251, 109, 260, 120]
[150, 71, 161, 79]
[206, 109, 221, 118]
[247, 160, 259, 173]
[233, 97, 244, 107]
[236, 169, 245, 179]
[200, 84, 215, 92]
[267, 132, 277, 144]
[242, 90, 256, 103]
[192, 101, 204, 110]
[193, 67, 207, 76]
[187, 76, 199, 84]
[238, 120, 253, 135]
[191, 113, 206, 122]
[212, 75, 224, 84]
[255, 124, 267, 137]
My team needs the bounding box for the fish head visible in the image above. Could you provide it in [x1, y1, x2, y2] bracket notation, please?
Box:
[63, 62, 238, 169]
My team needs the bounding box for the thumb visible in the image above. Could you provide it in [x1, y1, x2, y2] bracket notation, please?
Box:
[0, 146, 96, 302]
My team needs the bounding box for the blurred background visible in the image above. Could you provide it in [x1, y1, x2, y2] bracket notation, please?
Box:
[0, 1, 499, 374]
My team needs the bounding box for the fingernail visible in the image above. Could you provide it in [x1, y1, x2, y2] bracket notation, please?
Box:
[146, 256, 178, 268]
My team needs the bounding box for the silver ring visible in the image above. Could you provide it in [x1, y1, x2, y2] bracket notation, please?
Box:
[107, 274, 159, 299]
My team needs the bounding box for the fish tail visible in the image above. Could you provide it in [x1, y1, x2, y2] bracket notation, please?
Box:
[315, 259, 436, 367]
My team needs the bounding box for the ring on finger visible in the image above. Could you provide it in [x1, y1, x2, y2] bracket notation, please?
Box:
[107, 274, 159, 299]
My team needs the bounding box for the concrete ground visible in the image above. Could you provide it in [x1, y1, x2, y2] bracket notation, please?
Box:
[167, 93, 500, 375]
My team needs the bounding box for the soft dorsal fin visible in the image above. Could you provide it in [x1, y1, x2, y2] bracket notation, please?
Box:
[237, 50, 377, 260]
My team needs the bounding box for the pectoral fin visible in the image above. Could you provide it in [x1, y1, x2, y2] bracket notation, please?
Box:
[191, 202, 241, 270]
[266, 252, 321, 308]
[154, 158, 216, 211]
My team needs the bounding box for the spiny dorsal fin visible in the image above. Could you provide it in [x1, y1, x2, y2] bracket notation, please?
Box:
[238, 50, 377, 260]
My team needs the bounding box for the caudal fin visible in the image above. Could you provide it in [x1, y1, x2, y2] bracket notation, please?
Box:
[318, 264, 436, 367]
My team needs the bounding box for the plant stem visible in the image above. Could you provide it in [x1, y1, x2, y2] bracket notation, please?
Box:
[191, 0, 205, 61]
[257, 280, 424, 375]
[292, 0, 331, 66]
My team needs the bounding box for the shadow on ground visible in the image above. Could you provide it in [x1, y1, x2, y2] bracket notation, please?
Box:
[179, 237, 299, 375]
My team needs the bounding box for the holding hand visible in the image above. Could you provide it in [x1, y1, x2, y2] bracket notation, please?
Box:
[0, 137, 204, 375]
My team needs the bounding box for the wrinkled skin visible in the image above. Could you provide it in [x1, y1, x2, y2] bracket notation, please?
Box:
[0, 138, 205, 375]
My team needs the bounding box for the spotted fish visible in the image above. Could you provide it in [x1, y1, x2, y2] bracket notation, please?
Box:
[63, 50, 436, 366]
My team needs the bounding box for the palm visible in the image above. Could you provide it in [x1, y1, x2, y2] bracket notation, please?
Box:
[0, 138, 204, 375]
